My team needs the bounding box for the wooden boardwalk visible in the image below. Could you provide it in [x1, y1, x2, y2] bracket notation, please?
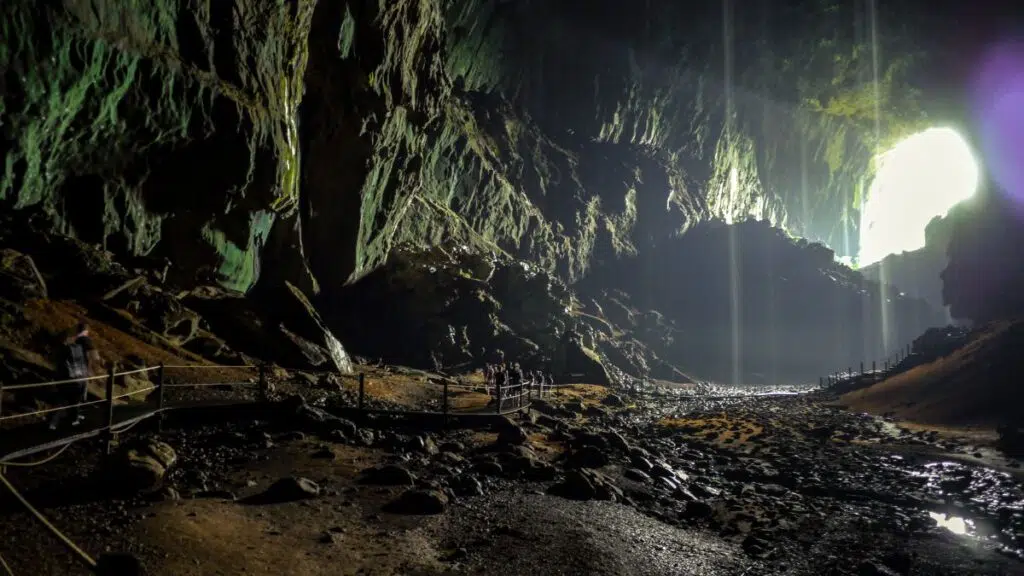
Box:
[0, 396, 531, 465]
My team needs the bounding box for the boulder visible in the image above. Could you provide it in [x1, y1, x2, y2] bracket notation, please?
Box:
[253, 477, 321, 503]
[115, 439, 177, 493]
[566, 445, 609, 469]
[624, 468, 652, 483]
[572, 430, 609, 450]
[383, 489, 448, 515]
[548, 469, 622, 502]
[472, 460, 504, 477]
[0, 249, 47, 301]
[601, 394, 626, 407]
[497, 423, 529, 446]
[439, 441, 466, 453]
[604, 430, 631, 452]
[682, 500, 715, 520]
[408, 435, 439, 455]
[356, 429, 376, 446]
[128, 284, 201, 346]
[286, 395, 359, 439]
[450, 475, 484, 497]
[360, 464, 416, 486]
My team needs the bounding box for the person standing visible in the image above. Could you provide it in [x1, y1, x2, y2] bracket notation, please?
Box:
[49, 322, 102, 430]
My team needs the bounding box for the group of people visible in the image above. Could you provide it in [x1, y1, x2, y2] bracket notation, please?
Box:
[483, 362, 554, 399]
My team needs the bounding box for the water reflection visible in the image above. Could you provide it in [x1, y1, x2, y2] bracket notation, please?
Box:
[930, 512, 973, 536]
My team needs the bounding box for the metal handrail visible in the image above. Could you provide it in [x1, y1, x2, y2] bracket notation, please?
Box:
[162, 381, 257, 389]
[0, 363, 567, 575]
[3, 365, 160, 392]
[3, 373, 109, 391]
[112, 385, 157, 401]
[161, 364, 256, 370]
[0, 398, 107, 422]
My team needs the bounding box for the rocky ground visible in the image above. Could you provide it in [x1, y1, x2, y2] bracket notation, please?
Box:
[3, 379, 1024, 576]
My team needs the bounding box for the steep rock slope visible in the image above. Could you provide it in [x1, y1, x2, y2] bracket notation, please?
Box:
[841, 319, 1024, 427]
[329, 242, 689, 384]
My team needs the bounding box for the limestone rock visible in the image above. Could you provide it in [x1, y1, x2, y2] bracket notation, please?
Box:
[0, 249, 47, 301]
[287, 395, 359, 439]
[566, 446, 610, 469]
[258, 477, 321, 503]
[496, 417, 529, 446]
[117, 439, 178, 492]
[600, 394, 626, 408]
[383, 489, 448, 515]
[360, 465, 416, 486]
[548, 469, 622, 502]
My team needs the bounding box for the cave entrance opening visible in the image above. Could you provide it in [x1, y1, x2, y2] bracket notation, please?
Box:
[857, 127, 980, 267]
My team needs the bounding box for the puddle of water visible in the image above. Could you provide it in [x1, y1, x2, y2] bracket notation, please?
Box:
[930, 511, 974, 536]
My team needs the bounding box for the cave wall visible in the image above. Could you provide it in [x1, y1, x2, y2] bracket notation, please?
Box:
[0, 0, 987, 383]
[942, 180, 1024, 324]
[0, 0, 315, 292]
[2, 0, 945, 297]
[443, 0, 940, 256]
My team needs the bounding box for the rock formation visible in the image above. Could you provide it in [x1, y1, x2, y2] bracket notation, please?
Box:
[859, 214, 956, 313]
[941, 179, 1024, 324]
[0, 1, 979, 383]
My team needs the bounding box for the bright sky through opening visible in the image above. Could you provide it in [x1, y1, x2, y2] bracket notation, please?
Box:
[858, 128, 980, 267]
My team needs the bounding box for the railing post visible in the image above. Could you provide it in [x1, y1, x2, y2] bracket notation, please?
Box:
[358, 372, 365, 413]
[105, 366, 115, 455]
[496, 381, 503, 415]
[258, 363, 268, 401]
[156, 363, 165, 431]
[442, 380, 449, 429]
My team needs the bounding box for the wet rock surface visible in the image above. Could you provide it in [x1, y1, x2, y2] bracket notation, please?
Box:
[2, 382, 1024, 575]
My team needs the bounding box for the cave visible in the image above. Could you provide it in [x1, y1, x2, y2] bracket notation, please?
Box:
[6, 2, 1024, 574]
[1, 0, 1009, 385]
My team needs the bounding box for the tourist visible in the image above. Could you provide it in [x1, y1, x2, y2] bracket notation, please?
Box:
[48, 321, 102, 430]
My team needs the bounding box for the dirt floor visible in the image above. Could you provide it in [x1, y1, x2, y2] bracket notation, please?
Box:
[4, 355, 1024, 575]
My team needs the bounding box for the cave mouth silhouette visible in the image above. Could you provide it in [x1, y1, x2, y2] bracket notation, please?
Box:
[858, 127, 980, 267]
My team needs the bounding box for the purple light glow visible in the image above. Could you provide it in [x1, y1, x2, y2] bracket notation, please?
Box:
[974, 41, 1024, 200]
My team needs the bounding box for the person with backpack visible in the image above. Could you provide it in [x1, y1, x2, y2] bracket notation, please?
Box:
[49, 321, 102, 430]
